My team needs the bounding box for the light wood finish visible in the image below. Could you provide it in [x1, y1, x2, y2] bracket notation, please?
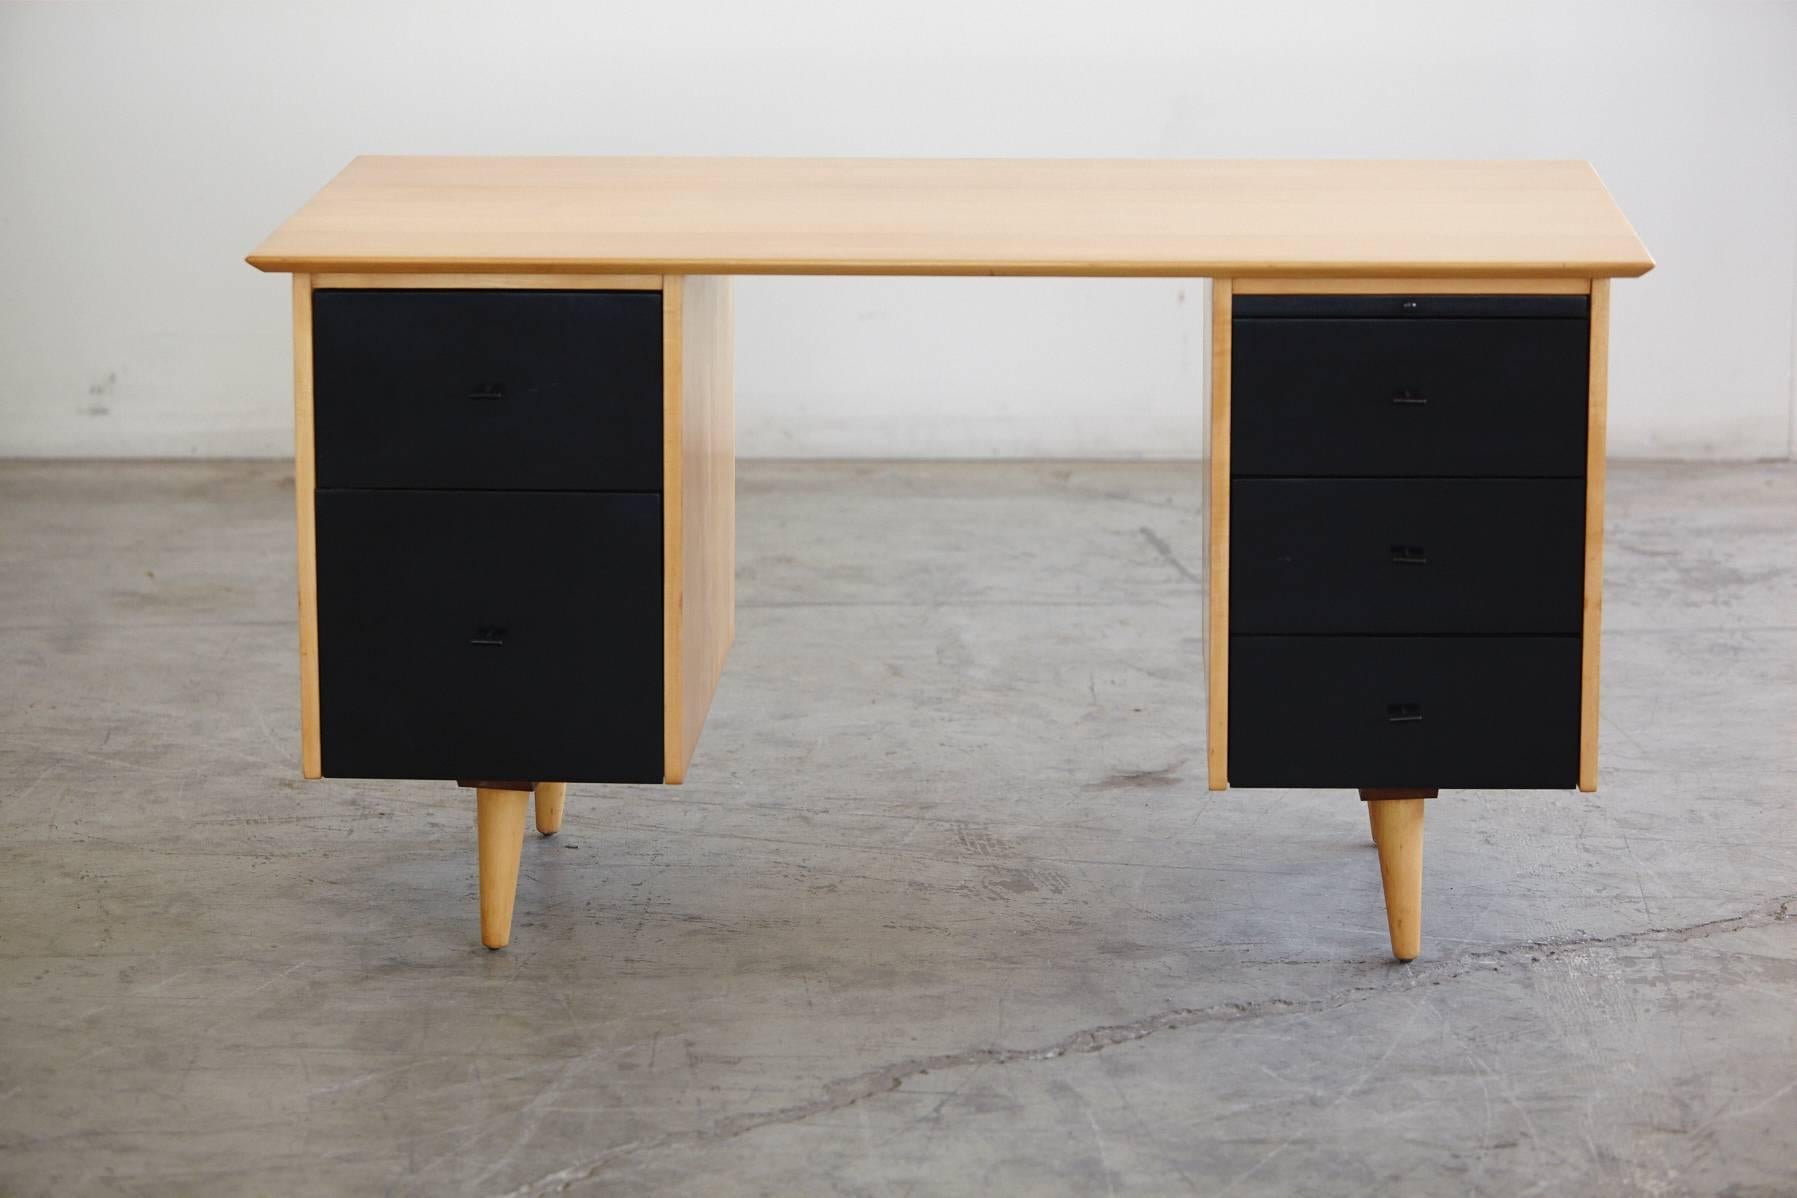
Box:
[248, 157, 1654, 279]
[1580, 278, 1611, 793]
[292, 274, 321, 779]
[476, 787, 530, 949]
[663, 276, 736, 784]
[1233, 276, 1592, 295]
[534, 781, 566, 837]
[312, 272, 661, 291]
[1206, 279, 1232, 790]
[1362, 787, 1438, 846]
[1367, 797, 1426, 961]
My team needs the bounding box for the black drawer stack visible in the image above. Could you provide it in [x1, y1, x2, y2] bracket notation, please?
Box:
[1227, 294, 1589, 789]
[311, 289, 666, 782]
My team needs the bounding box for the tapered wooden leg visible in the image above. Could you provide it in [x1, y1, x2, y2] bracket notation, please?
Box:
[1364, 794, 1427, 961]
[1363, 785, 1433, 847]
[534, 782, 566, 837]
[476, 787, 530, 949]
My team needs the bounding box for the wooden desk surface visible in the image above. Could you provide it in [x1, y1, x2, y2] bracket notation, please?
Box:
[248, 157, 1652, 279]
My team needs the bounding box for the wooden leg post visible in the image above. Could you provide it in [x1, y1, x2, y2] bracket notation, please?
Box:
[475, 786, 531, 949]
[535, 781, 566, 837]
[1360, 788, 1435, 962]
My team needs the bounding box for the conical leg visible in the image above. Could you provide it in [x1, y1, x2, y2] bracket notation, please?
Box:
[535, 781, 566, 837]
[1365, 796, 1426, 961]
[476, 787, 530, 949]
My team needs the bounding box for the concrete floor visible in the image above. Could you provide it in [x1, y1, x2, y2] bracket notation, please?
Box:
[0, 459, 1793, 1197]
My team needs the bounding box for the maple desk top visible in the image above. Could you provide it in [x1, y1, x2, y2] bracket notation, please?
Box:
[247, 156, 1653, 279]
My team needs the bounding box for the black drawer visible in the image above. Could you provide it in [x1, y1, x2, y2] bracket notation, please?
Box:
[1228, 636, 1580, 789]
[1231, 308, 1588, 478]
[1230, 479, 1585, 634]
[313, 289, 662, 491]
[316, 490, 663, 782]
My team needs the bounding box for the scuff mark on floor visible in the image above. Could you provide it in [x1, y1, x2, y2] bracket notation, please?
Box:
[1138, 526, 1202, 586]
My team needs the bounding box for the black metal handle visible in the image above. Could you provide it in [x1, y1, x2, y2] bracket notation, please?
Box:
[1391, 388, 1428, 406]
[469, 381, 506, 402]
[1387, 703, 1424, 723]
[1390, 544, 1429, 566]
[469, 625, 507, 647]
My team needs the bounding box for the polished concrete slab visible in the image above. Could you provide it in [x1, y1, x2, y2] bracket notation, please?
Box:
[0, 459, 1792, 1196]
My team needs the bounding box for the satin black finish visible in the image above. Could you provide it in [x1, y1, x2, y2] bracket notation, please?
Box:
[1234, 295, 1588, 319]
[316, 489, 664, 782]
[1229, 479, 1586, 635]
[1229, 636, 1581, 789]
[1231, 316, 1589, 477]
[313, 289, 662, 491]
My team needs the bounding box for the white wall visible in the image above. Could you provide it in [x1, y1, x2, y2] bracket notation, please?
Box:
[2, 0, 1793, 460]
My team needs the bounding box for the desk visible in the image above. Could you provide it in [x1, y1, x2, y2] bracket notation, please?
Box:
[249, 157, 1653, 958]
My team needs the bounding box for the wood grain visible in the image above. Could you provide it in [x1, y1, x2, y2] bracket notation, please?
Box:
[663, 276, 735, 784]
[248, 157, 1654, 279]
[292, 274, 321, 779]
[1233, 277, 1592, 295]
[1580, 278, 1611, 793]
[1368, 797, 1426, 961]
[1207, 278, 1232, 791]
[475, 787, 529, 949]
[312, 272, 660, 291]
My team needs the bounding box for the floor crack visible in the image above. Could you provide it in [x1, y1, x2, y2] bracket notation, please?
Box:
[492, 893, 1795, 1197]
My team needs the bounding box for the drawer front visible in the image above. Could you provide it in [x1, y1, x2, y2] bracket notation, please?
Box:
[316, 490, 663, 782]
[1228, 636, 1580, 789]
[313, 289, 662, 491]
[1230, 479, 1585, 634]
[1231, 313, 1588, 477]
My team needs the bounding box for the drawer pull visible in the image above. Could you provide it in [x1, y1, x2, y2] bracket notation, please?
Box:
[1390, 388, 1428, 406]
[1389, 544, 1429, 566]
[468, 382, 506, 402]
[469, 625, 508, 647]
[1386, 703, 1424, 723]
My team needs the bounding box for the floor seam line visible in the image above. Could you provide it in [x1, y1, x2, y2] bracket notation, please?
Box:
[490, 893, 1794, 1196]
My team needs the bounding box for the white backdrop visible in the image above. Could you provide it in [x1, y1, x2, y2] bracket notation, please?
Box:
[1, 0, 1792, 460]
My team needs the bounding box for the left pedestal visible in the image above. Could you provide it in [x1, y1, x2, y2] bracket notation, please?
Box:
[287, 272, 735, 949]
